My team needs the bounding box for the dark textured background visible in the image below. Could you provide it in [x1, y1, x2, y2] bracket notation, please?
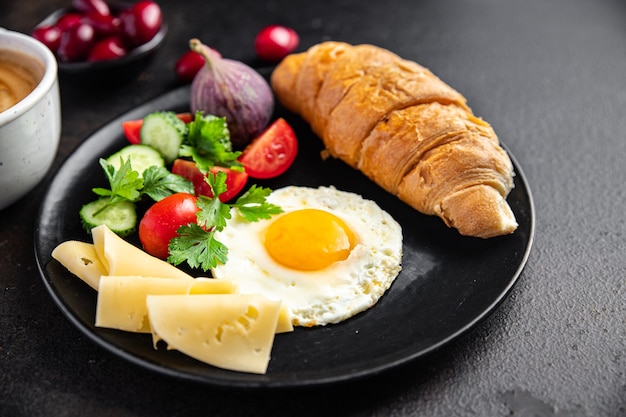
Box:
[1, 0, 626, 415]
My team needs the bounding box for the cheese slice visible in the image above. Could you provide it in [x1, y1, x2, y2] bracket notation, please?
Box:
[96, 276, 236, 333]
[147, 294, 282, 374]
[91, 224, 192, 280]
[276, 304, 294, 334]
[51, 241, 108, 290]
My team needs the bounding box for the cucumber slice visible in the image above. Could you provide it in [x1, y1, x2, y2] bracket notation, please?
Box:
[106, 144, 165, 177]
[80, 199, 137, 236]
[140, 112, 187, 164]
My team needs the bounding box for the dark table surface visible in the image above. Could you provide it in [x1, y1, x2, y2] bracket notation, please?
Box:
[2, 0, 626, 415]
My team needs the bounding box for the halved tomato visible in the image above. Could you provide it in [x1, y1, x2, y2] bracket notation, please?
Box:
[171, 159, 248, 202]
[122, 112, 194, 144]
[122, 119, 143, 144]
[239, 118, 298, 179]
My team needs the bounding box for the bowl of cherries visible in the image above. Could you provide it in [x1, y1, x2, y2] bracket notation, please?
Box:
[32, 0, 167, 84]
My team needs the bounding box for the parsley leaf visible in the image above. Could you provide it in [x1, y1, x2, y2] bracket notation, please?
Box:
[232, 184, 283, 222]
[142, 165, 194, 201]
[91, 158, 143, 215]
[195, 171, 231, 232]
[168, 224, 228, 270]
[179, 113, 243, 172]
[166, 171, 282, 272]
[88, 157, 194, 219]
[196, 194, 231, 232]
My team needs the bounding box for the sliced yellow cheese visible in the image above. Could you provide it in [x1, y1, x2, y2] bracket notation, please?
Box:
[51, 241, 108, 290]
[187, 278, 238, 295]
[91, 224, 191, 280]
[147, 294, 282, 374]
[276, 304, 294, 334]
[96, 276, 236, 333]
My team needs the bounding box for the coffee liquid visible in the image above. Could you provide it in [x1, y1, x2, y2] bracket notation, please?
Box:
[0, 49, 43, 113]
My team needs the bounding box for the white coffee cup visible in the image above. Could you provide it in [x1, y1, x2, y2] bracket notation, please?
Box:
[0, 27, 61, 210]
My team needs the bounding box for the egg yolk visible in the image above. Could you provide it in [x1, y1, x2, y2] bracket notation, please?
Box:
[264, 209, 356, 271]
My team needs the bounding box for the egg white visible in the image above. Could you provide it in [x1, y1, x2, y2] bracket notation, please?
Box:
[211, 186, 403, 327]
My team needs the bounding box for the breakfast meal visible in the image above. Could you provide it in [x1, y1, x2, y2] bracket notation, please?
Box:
[271, 41, 518, 238]
[48, 37, 522, 374]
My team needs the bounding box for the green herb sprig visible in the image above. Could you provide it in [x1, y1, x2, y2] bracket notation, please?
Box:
[179, 113, 243, 172]
[167, 171, 282, 272]
[90, 157, 194, 216]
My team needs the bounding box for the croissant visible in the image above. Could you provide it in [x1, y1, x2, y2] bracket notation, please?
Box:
[270, 41, 518, 238]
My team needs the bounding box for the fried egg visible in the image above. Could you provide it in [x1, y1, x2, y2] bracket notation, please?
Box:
[211, 186, 403, 327]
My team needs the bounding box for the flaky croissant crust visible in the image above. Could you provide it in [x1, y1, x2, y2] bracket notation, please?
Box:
[271, 42, 517, 238]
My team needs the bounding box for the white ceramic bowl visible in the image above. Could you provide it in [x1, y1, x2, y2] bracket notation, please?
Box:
[0, 28, 61, 210]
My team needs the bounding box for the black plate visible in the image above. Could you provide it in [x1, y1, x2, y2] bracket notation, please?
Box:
[34, 85, 534, 388]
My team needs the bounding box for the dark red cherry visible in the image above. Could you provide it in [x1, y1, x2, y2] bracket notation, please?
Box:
[32, 25, 62, 53]
[119, 0, 162, 47]
[57, 22, 96, 62]
[88, 36, 127, 61]
[71, 0, 110, 16]
[55, 13, 82, 31]
[81, 11, 120, 37]
[174, 50, 206, 83]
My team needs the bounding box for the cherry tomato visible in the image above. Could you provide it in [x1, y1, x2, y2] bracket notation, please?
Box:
[72, 0, 110, 16]
[119, 0, 162, 47]
[32, 25, 62, 53]
[254, 25, 299, 62]
[122, 113, 193, 144]
[88, 37, 127, 62]
[139, 193, 199, 259]
[171, 159, 248, 202]
[175, 50, 206, 83]
[239, 118, 298, 179]
[57, 22, 96, 62]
